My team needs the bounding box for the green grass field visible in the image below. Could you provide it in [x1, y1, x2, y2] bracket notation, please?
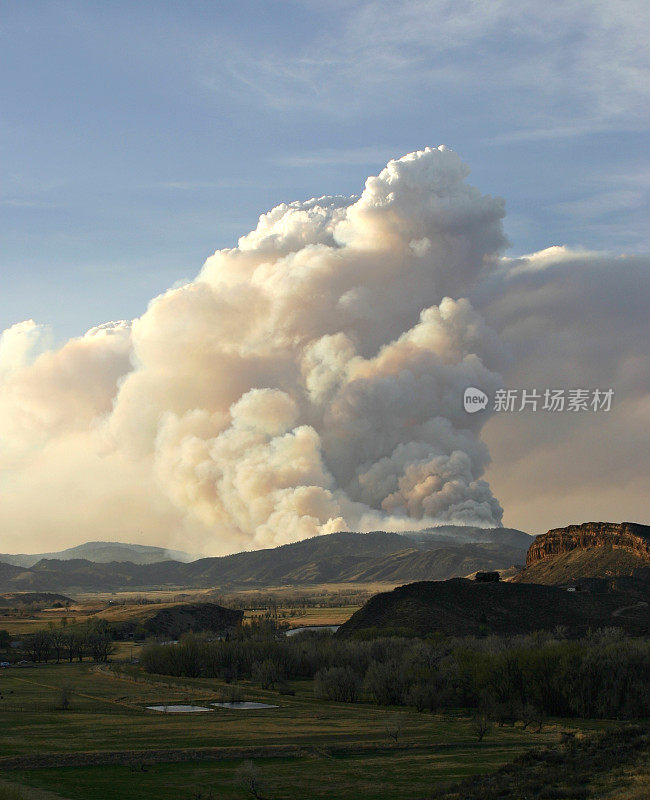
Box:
[7, 749, 554, 800]
[0, 662, 616, 800]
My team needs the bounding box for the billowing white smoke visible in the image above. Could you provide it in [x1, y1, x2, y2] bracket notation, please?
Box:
[109, 147, 507, 549]
[4, 147, 646, 554]
[0, 147, 509, 552]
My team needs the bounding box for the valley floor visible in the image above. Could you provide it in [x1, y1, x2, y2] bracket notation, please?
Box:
[0, 662, 634, 800]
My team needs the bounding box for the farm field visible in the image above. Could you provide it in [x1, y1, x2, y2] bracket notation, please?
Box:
[0, 662, 615, 800]
[0, 584, 384, 639]
[244, 604, 360, 627]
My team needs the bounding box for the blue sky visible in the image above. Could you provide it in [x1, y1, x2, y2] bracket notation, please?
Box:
[2, 0, 648, 342]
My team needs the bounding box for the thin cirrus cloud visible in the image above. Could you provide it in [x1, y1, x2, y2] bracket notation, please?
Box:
[208, 0, 649, 136]
[272, 146, 404, 168]
[554, 190, 646, 220]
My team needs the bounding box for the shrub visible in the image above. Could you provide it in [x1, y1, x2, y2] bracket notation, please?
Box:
[314, 666, 361, 703]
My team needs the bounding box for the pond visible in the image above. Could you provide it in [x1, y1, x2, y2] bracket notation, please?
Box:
[146, 704, 212, 713]
[285, 625, 339, 637]
[211, 701, 279, 710]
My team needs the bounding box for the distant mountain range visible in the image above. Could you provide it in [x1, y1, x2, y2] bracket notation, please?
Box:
[0, 541, 195, 568]
[0, 527, 531, 593]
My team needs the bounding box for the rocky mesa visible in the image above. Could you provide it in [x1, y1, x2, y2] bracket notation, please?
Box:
[516, 521, 650, 585]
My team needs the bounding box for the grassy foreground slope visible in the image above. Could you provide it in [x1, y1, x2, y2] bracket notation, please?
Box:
[432, 724, 649, 800]
[0, 662, 614, 800]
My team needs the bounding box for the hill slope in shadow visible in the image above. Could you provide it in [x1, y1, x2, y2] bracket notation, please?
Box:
[337, 577, 650, 638]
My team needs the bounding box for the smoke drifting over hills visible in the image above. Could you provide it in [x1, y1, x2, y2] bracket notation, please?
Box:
[1, 147, 648, 554]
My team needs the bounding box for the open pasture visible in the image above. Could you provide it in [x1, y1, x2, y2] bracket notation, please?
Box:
[0, 662, 614, 800]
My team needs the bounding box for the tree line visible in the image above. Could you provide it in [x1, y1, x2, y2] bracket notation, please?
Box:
[140, 625, 649, 721]
[10, 620, 115, 663]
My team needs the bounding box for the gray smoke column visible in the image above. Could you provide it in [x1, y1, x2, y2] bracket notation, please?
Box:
[111, 146, 507, 547]
[0, 147, 509, 553]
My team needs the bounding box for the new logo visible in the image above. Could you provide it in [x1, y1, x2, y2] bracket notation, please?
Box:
[464, 387, 488, 413]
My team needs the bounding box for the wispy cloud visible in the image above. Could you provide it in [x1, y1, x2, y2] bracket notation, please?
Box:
[273, 146, 403, 168]
[152, 180, 255, 191]
[199, 0, 649, 139]
[488, 122, 645, 145]
[555, 190, 646, 220]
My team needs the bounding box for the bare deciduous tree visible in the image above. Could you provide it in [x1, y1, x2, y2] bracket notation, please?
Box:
[236, 760, 268, 800]
[59, 685, 71, 711]
[385, 712, 405, 744]
[472, 710, 491, 742]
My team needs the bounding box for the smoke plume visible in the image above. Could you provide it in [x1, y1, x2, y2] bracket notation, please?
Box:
[1, 147, 647, 553]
